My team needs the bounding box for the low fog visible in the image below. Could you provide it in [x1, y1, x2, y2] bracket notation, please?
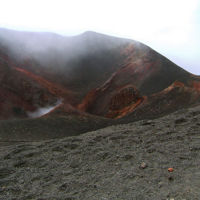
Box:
[0, 28, 135, 92]
[0, 28, 130, 63]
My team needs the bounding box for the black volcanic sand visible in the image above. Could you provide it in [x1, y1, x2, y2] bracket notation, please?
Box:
[0, 105, 200, 199]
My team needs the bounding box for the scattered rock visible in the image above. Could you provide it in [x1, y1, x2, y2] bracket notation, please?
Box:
[168, 168, 174, 172]
[140, 163, 147, 169]
[168, 176, 174, 181]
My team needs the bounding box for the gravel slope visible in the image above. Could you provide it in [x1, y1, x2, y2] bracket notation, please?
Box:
[0, 105, 200, 199]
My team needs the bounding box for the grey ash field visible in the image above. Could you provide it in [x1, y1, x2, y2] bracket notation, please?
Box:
[0, 105, 200, 199]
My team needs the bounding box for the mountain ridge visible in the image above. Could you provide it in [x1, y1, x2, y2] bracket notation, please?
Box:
[0, 28, 199, 141]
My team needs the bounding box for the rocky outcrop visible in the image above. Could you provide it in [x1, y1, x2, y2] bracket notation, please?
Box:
[106, 85, 145, 119]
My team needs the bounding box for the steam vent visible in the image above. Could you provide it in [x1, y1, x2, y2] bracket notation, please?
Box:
[0, 28, 200, 141]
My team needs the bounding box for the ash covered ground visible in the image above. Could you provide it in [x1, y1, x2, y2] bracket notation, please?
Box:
[0, 105, 200, 199]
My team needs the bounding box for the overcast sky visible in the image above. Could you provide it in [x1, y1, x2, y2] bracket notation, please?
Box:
[0, 0, 199, 75]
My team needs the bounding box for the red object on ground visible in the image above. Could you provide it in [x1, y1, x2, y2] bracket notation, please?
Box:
[168, 168, 174, 172]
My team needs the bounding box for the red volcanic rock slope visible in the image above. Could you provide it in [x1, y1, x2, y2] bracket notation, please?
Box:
[78, 42, 198, 119]
[0, 28, 200, 134]
[0, 45, 73, 119]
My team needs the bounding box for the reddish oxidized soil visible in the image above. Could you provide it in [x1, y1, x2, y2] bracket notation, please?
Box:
[0, 29, 200, 139]
[105, 85, 144, 119]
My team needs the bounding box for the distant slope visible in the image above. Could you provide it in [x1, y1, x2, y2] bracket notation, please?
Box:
[0, 28, 199, 140]
[0, 29, 131, 99]
[78, 43, 193, 117]
[0, 45, 58, 119]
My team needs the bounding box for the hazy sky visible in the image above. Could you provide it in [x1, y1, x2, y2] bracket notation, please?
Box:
[0, 0, 199, 75]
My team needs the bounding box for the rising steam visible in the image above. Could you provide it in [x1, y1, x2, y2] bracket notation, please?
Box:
[27, 100, 61, 118]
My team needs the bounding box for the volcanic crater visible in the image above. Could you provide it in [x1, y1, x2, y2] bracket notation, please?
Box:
[0, 28, 200, 142]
